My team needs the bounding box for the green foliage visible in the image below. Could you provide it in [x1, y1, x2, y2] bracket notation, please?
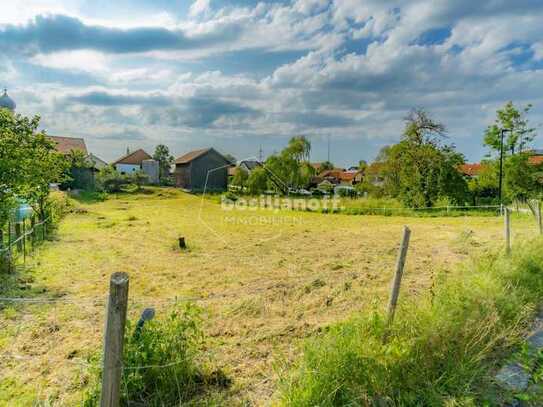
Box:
[231, 167, 249, 189]
[152, 144, 174, 184]
[96, 167, 149, 193]
[96, 166, 128, 193]
[504, 153, 539, 202]
[84, 304, 213, 406]
[265, 136, 313, 191]
[280, 238, 543, 406]
[246, 166, 268, 194]
[0, 108, 69, 224]
[484, 101, 536, 155]
[377, 110, 469, 207]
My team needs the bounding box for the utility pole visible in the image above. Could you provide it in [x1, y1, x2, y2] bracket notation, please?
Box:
[258, 145, 263, 162]
[327, 135, 330, 163]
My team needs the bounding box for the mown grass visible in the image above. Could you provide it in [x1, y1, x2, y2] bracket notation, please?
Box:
[0, 188, 539, 405]
[279, 238, 543, 406]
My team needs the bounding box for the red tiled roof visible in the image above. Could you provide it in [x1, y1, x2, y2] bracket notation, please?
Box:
[529, 156, 543, 165]
[47, 136, 87, 155]
[175, 148, 211, 164]
[458, 163, 483, 176]
[112, 149, 152, 165]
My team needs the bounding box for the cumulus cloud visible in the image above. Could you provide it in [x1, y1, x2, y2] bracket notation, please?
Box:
[3, 0, 543, 164]
[0, 14, 242, 55]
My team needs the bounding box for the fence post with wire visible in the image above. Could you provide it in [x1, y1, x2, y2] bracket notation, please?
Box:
[0, 215, 50, 272]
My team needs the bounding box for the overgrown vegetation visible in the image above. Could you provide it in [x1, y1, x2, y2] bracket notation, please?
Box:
[280, 238, 543, 406]
[84, 304, 225, 406]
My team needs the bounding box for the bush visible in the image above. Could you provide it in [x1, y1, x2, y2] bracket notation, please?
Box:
[84, 304, 212, 406]
[279, 239, 543, 406]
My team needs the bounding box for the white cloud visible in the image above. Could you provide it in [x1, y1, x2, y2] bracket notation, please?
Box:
[189, 0, 212, 18]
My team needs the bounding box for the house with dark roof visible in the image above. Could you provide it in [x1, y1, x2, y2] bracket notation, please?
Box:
[112, 149, 152, 174]
[174, 148, 231, 191]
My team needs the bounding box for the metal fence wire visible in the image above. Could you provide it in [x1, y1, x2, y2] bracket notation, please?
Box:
[0, 216, 50, 271]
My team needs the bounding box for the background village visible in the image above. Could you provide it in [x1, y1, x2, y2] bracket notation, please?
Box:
[3, 87, 542, 206]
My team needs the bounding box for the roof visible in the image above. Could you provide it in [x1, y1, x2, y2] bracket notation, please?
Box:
[175, 148, 211, 164]
[175, 148, 230, 165]
[112, 149, 152, 165]
[47, 136, 88, 155]
[529, 156, 543, 165]
[87, 153, 108, 169]
[458, 163, 483, 176]
[0, 89, 16, 111]
[239, 160, 261, 171]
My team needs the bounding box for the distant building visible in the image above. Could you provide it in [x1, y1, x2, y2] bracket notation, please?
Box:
[112, 149, 152, 174]
[47, 135, 94, 190]
[239, 159, 261, 173]
[47, 136, 88, 155]
[0, 88, 16, 111]
[87, 153, 108, 170]
[174, 148, 230, 191]
[458, 163, 484, 178]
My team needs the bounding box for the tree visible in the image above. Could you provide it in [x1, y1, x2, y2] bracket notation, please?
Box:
[320, 161, 334, 171]
[153, 144, 174, 184]
[504, 153, 538, 202]
[378, 110, 468, 207]
[247, 167, 268, 194]
[484, 102, 536, 155]
[25, 141, 69, 220]
[0, 109, 67, 224]
[231, 167, 249, 190]
[358, 160, 368, 172]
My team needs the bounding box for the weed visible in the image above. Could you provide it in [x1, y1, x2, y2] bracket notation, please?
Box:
[84, 303, 224, 406]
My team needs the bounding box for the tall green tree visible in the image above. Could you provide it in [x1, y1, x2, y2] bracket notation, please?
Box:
[484, 102, 536, 155]
[153, 144, 174, 184]
[379, 110, 468, 207]
[0, 108, 68, 224]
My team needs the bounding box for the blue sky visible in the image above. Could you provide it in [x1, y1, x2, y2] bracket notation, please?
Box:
[2, 0, 543, 166]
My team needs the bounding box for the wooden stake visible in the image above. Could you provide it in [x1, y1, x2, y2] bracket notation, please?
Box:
[537, 201, 543, 236]
[15, 223, 22, 252]
[505, 208, 511, 255]
[386, 226, 411, 327]
[100, 272, 129, 407]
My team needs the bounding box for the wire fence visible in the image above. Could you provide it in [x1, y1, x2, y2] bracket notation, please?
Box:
[1, 204, 543, 405]
[0, 216, 50, 272]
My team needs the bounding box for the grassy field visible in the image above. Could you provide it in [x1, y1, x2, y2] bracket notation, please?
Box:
[0, 188, 538, 405]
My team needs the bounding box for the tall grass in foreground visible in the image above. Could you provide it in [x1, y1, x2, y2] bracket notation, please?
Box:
[84, 304, 226, 406]
[279, 239, 543, 406]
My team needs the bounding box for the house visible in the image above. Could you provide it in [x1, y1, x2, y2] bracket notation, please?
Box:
[239, 160, 261, 173]
[458, 163, 484, 178]
[47, 136, 88, 155]
[319, 169, 363, 186]
[47, 136, 94, 189]
[87, 153, 108, 170]
[174, 148, 231, 191]
[112, 149, 152, 174]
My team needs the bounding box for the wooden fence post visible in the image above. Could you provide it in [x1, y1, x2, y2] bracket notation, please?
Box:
[100, 272, 129, 407]
[30, 217, 35, 249]
[505, 208, 511, 255]
[386, 226, 411, 327]
[537, 201, 543, 236]
[15, 223, 22, 252]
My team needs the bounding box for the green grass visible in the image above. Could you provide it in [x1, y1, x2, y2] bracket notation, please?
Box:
[279, 238, 543, 406]
[0, 188, 540, 405]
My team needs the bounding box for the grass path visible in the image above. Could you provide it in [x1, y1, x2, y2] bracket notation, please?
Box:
[0, 189, 538, 405]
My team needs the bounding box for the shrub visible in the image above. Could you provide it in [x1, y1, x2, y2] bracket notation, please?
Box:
[279, 239, 543, 406]
[84, 304, 211, 406]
